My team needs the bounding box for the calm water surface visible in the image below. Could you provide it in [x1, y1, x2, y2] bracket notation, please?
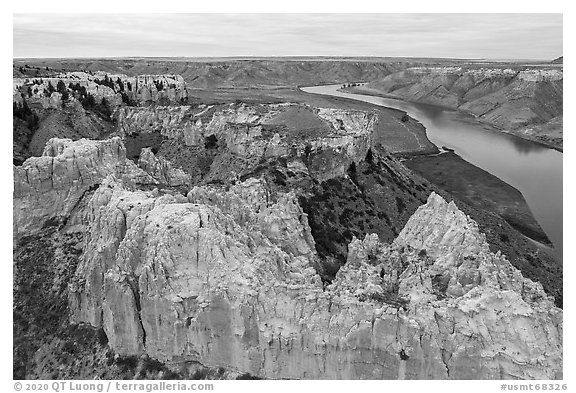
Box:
[302, 84, 563, 257]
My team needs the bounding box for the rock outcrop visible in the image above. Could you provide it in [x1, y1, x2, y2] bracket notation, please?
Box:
[13, 135, 562, 379]
[58, 161, 561, 379]
[13, 71, 188, 109]
[137, 148, 191, 187]
[13, 137, 137, 236]
[118, 103, 376, 182]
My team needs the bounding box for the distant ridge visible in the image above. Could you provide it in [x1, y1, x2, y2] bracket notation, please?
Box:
[552, 56, 563, 64]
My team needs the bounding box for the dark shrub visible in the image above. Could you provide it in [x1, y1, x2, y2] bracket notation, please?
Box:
[204, 134, 218, 149]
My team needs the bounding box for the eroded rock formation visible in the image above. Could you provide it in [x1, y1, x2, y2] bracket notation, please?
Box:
[13, 71, 188, 109]
[12, 138, 556, 379]
[117, 103, 375, 182]
[138, 148, 191, 187]
[13, 110, 562, 379]
[12, 58, 564, 380]
[14, 137, 140, 236]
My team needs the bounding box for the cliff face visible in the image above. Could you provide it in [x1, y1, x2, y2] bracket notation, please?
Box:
[12, 137, 203, 238]
[364, 67, 563, 149]
[15, 99, 115, 162]
[14, 72, 188, 109]
[117, 103, 376, 182]
[61, 166, 561, 379]
[137, 148, 191, 187]
[13, 137, 139, 236]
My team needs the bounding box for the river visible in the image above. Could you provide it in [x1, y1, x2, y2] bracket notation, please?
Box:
[301, 84, 563, 257]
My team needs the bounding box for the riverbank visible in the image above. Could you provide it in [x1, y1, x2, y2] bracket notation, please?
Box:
[404, 151, 551, 245]
[341, 85, 563, 152]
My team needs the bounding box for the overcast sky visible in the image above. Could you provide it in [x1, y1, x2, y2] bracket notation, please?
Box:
[13, 14, 562, 60]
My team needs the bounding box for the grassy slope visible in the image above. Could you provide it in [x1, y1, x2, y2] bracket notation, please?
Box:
[405, 152, 550, 245]
[295, 150, 562, 308]
[297, 152, 431, 282]
[13, 102, 115, 165]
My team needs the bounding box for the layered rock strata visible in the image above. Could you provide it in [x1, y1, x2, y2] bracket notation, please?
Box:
[117, 103, 376, 182]
[363, 67, 563, 148]
[13, 138, 186, 237]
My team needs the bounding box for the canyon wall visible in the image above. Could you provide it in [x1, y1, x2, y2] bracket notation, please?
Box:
[363, 67, 563, 149]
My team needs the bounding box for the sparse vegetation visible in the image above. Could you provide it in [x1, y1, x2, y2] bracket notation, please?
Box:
[117, 77, 125, 92]
[47, 81, 56, 95]
[13, 99, 39, 130]
[299, 154, 428, 283]
[56, 80, 69, 101]
[154, 80, 164, 91]
[121, 92, 136, 106]
[94, 75, 116, 90]
[79, 94, 113, 119]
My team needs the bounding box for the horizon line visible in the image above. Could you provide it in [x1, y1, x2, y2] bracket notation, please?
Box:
[13, 55, 561, 62]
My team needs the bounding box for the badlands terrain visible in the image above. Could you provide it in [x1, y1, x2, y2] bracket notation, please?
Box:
[343, 64, 563, 150]
[13, 57, 562, 379]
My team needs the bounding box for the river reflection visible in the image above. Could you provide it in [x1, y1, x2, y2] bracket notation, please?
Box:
[302, 85, 563, 257]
